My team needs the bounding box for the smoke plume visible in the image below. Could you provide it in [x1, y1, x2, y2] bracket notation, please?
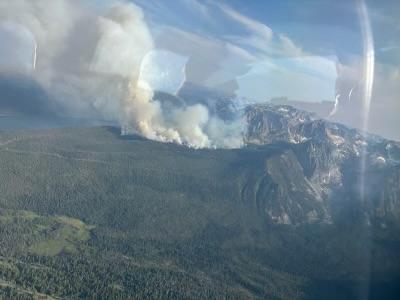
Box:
[0, 0, 243, 148]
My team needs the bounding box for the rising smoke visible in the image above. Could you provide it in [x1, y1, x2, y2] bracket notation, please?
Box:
[0, 0, 244, 149]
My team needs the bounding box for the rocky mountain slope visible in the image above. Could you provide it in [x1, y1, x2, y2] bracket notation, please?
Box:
[244, 103, 400, 225]
[155, 84, 400, 226]
[0, 124, 399, 298]
[0, 83, 399, 299]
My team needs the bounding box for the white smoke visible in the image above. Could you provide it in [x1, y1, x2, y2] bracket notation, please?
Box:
[0, 0, 243, 148]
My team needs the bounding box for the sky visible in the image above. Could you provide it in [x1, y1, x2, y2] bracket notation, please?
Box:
[128, 0, 364, 101]
[0, 0, 398, 140]
[127, 0, 400, 139]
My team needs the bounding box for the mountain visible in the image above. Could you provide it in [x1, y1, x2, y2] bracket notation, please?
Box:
[0, 117, 399, 299]
[155, 84, 400, 226]
[269, 97, 334, 119]
[0, 81, 399, 298]
[245, 104, 400, 225]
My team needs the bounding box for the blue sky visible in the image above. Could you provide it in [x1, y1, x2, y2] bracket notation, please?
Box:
[2, 0, 398, 103]
[0, 0, 398, 138]
[122, 0, 399, 140]
[124, 0, 399, 103]
[132, 0, 399, 60]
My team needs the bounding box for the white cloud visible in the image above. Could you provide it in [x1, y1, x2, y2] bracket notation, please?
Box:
[154, 25, 254, 91]
[136, 0, 399, 140]
[208, 3, 337, 103]
[278, 34, 304, 57]
[144, 1, 315, 100]
[217, 3, 307, 58]
[218, 3, 273, 42]
[180, 0, 210, 19]
[217, 3, 274, 54]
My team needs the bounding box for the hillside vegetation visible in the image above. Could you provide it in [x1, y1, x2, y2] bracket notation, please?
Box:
[0, 126, 399, 299]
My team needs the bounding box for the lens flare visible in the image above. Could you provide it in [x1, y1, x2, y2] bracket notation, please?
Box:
[357, 0, 375, 201]
[329, 94, 340, 117]
[32, 40, 37, 70]
[356, 1, 375, 299]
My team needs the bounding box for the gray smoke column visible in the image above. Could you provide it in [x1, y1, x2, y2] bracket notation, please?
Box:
[0, 0, 244, 148]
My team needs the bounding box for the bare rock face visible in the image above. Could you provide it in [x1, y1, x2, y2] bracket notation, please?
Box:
[243, 103, 400, 225]
[131, 82, 400, 225]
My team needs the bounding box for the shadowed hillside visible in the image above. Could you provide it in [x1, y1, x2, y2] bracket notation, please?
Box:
[0, 126, 399, 299]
